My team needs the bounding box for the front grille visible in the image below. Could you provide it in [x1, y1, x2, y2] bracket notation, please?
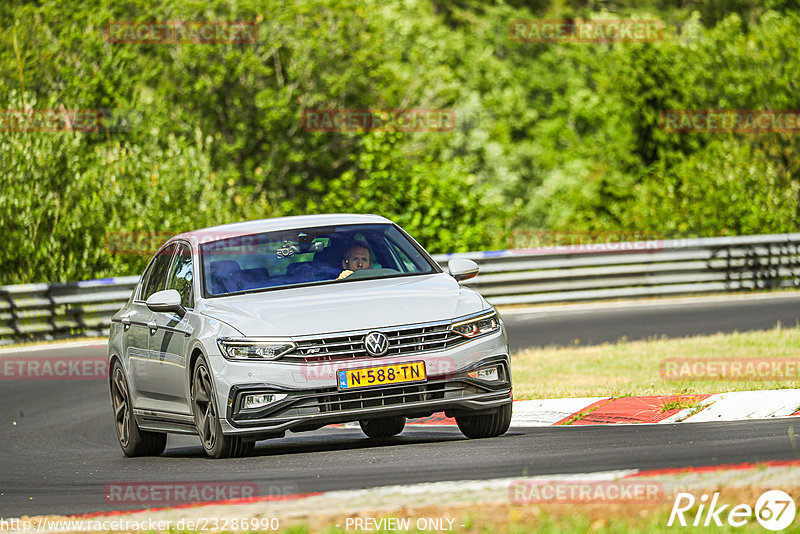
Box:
[233, 380, 476, 422]
[317, 382, 458, 412]
[285, 323, 465, 363]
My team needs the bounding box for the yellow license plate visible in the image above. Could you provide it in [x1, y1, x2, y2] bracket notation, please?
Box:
[337, 361, 427, 390]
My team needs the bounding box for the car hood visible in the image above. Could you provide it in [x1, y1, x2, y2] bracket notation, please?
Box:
[197, 273, 487, 337]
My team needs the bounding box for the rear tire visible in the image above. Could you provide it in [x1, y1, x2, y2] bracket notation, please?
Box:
[110, 361, 167, 457]
[359, 416, 406, 438]
[455, 403, 512, 439]
[191, 356, 252, 459]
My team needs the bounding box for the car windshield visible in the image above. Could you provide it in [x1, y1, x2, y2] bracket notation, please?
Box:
[200, 223, 437, 297]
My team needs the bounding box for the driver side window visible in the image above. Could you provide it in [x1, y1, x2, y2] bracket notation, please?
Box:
[140, 244, 176, 301]
[167, 243, 194, 308]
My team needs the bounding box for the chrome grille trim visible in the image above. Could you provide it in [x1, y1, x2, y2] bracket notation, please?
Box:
[284, 322, 466, 362]
[392, 331, 451, 342]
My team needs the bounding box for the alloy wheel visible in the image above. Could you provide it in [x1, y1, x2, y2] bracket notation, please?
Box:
[111, 366, 130, 447]
[192, 363, 217, 450]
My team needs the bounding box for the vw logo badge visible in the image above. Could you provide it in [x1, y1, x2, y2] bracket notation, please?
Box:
[364, 331, 389, 357]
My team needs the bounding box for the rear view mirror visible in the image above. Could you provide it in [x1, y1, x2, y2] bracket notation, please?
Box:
[448, 258, 479, 282]
[146, 289, 186, 318]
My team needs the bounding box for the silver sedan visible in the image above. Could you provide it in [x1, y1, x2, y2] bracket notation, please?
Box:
[108, 214, 512, 458]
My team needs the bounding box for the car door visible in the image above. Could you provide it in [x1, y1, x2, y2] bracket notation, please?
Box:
[126, 243, 176, 411]
[148, 241, 195, 416]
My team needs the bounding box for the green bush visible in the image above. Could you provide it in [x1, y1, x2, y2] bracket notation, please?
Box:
[0, 94, 227, 284]
[1, 1, 799, 283]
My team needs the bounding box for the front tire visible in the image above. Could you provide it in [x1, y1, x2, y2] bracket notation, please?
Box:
[359, 416, 406, 438]
[455, 403, 512, 439]
[191, 356, 253, 459]
[110, 361, 167, 457]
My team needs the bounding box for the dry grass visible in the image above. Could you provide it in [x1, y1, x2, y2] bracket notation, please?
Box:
[511, 326, 800, 399]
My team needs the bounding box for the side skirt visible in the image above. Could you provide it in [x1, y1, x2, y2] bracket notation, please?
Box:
[134, 409, 197, 435]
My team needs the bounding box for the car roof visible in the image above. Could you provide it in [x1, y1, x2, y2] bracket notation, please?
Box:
[171, 213, 393, 247]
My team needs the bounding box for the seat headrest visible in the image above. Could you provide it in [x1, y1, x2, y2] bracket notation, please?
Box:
[209, 260, 241, 278]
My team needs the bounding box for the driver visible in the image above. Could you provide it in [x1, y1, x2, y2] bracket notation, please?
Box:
[337, 243, 373, 279]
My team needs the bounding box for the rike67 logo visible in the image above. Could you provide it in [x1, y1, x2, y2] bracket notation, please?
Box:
[668, 490, 796, 531]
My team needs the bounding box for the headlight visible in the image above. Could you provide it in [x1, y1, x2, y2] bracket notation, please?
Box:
[217, 338, 295, 361]
[451, 311, 500, 339]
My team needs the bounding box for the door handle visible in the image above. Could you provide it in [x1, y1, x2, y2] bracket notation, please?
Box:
[121, 317, 131, 331]
[147, 321, 157, 335]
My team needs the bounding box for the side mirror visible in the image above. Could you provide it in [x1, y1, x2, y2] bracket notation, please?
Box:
[448, 258, 479, 282]
[146, 289, 186, 318]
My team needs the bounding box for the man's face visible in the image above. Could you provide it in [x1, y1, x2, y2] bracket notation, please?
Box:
[342, 246, 372, 271]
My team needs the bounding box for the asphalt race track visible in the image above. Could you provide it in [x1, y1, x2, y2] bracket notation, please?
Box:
[1, 294, 800, 517]
[504, 293, 800, 351]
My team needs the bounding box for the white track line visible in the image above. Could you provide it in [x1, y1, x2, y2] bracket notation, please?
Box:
[679, 390, 800, 423]
[510, 398, 609, 427]
[0, 339, 108, 354]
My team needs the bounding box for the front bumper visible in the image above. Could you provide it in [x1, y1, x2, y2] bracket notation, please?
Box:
[219, 355, 512, 438]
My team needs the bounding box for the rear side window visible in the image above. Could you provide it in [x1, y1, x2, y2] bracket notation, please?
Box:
[141, 244, 176, 301]
[167, 243, 194, 308]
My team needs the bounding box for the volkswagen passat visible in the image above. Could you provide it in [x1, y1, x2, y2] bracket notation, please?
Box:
[108, 214, 512, 458]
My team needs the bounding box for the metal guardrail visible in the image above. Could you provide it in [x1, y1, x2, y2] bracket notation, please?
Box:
[0, 276, 139, 344]
[1, 233, 799, 344]
[433, 233, 800, 306]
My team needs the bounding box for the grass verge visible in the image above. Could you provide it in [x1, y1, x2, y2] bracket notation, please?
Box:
[510, 325, 800, 399]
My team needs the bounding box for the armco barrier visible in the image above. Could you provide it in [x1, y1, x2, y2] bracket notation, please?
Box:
[433, 233, 800, 305]
[1, 234, 799, 345]
[0, 276, 139, 344]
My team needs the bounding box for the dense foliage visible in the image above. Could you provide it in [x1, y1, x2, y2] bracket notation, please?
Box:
[1, 0, 798, 283]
